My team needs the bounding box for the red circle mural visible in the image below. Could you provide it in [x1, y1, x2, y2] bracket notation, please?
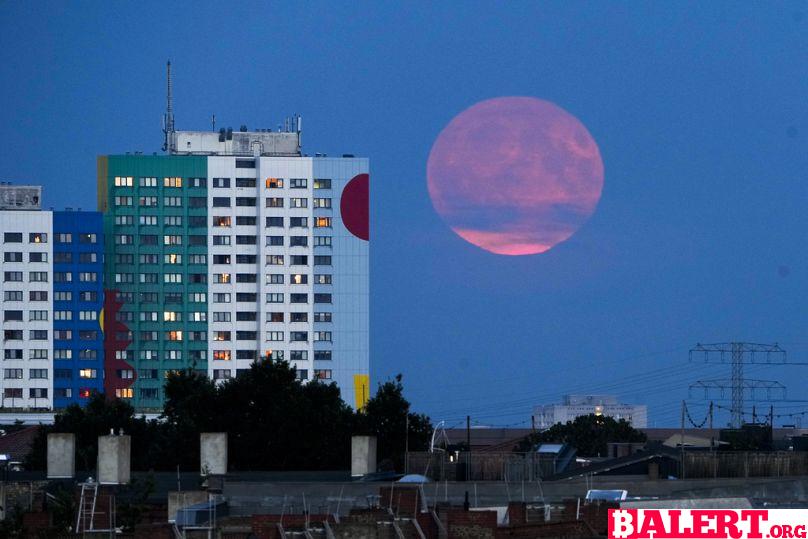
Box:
[340, 173, 369, 241]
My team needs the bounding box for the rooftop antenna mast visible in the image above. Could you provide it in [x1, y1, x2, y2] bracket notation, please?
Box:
[162, 60, 175, 152]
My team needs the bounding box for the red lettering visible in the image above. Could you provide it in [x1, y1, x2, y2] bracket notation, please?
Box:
[794, 525, 806, 539]
[782, 524, 795, 538]
[772, 525, 783, 538]
[693, 511, 713, 537]
[716, 510, 742, 539]
[742, 510, 768, 539]
[639, 510, 668, 538]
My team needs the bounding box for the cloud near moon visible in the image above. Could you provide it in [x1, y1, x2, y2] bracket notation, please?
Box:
[427, 97, 604, 255]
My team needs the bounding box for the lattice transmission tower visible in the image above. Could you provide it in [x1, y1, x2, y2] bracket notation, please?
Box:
[689, 342, 787, 428]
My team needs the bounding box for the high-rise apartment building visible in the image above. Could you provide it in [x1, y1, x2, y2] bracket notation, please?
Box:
[532, 395, 648, 429]
[98, 122, 370, 411]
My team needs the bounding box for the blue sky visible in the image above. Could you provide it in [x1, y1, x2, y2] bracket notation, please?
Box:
[1, 2, 806, 427]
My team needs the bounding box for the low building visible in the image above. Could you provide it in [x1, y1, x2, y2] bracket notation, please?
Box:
[533, 395, 648, 429]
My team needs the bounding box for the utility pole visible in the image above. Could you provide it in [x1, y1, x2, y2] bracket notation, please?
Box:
[680, 401, 686, 479]
[404, 415, 409, 474]
[466, 416, 471, 481]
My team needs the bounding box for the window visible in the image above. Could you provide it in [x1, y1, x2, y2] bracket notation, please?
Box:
[189, 311, 207, 322]
[314, 198, 332, 209]
[164, 196, 182, 207]
[29, 310, 48, 321]
[29, 369, 48, 379]
[79, 330, 98, 340]
[213, 196, 230, 207]
[315, 331, 332, 342]
[213, 293, 231, 303]
[266, 293, 284, 303]
[213, 178, 231, 188]
[115, 234, 133, 245]
[213, 255, 231, 264]
[79, 233, 97, 244]
[266, 197, 284, 208]
[236, 216, 256, 226]
[268, 312, 284, 322]
[290, 236, 308, 247]
[266, 177, 283, 188]
[164, 215, 182, 226]
[291, 312, 308, 322]
[114, 273, 133, 283]
[116, 388, 133, 399]
[115, 254, 134, 264]
[30, 388, 48, 398]
[3, 388, 23, 399]
[79, 349, 97, 359]
[267, 236, 284, 246]
[189, 177, 206, 188]
[236, 178, 256, 188]
[164, 234, 182, 245]
[236, 197, 256, 207]
[237, 235, 256, 245]
[316, 217, 332, 228]
[314, 178, 332, 189]
[139, 196, 158, 207]
[189, 197, 206, 208]
[291, 274, 308, 285]
[236, 292, 257, 302]
[214, 331, 231, 341]
[29, 232, 47, 243]
[290, 178, 307, 189]
[213, 369, 232, 380]
[237, 350, 257, 360]
[114, 196, 133, 206]
[189, 293, 207, 303]
[4, 310, 22, 321]
[55, 388, 72, 399]
[314, 255, 331, 266]
[267, 274, 284, 284]
[314, 312, 332, 322]
[139, 369, 159, 379]
[4, 369, 23, 379]
[164, 273, 183, 284]
[314, 274, 332, 284]
[79, 272, 97, 282]
[115, 176, 133, 187]
[166, 330, 183, 341]
[139, 234, 158, 245]
[213, 235, 231, 245]
[80, 291, 97, 302]
[189, 254, 206, 264]
[236, 159, 256, 169]
[78, 311, 97, 321]
[140, 388, 159, 400]
[290, 197, 308, 208]
[4, 349, 22, 360]
[140, 350, 158, 361]
[214, 216, 232, 227]
[54, 349, 72, 359]
[267, 255, 284, 266]
[267, 331, 284, 342]
[213, 312, 231, 322]
[29, 271, 48, 282]
[189, 216, 206, 227]
[79, 253, 98, 263]
[266, 216, 283, 227]
[236, 331, 257, 341]
[164, 176, 182, 187]
[189, 235, 206, 245]
[79, 369, 97, 379]
[189, 273, 207, 283]
[140, 291, 159, 302]
[140, 176, 157, 187]
[314, 293, 332, 304]
[214, 273, 231, 284]
[291, 350, 309, 361]
[3, 233, 22, 243]
[53, 252, 71, 263]
[140, 273, 158, 283]
[56, 233, 72, 243]
[236, 273, 257, 283]
[29, 252, 47, 262]
[4, 271, 23, 282]
[290, 331, 308, 342]
[54, 311, 73, 321]
[291, 255, 309, 266]
[290, 293, 308, 304]
[3, 252, 21, 262]
[314, 236, 332, 247]
[30, 349, 48, 360]
[118, 215, 135, 225]
[53, 330, 71, 340]
[3, 291, 21, 301]
[296, 370, 309, 381]
[164, 253, 182, 264]
[314, 369, 333, 380]
[4, 330, 23, 340]
[236, 254, 256, 264]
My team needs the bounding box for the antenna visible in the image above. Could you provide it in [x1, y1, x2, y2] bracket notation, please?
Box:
[162, 60, 175, 152]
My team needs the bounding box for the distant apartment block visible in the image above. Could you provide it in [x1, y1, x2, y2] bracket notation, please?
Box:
[533, 395, 648, 429]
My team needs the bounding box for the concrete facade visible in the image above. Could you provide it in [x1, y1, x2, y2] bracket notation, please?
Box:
[351, 435, 377, 476]
[533, 394, 648, 429]
[46, 432, 75, 478]
[97, 434, 131, 484]
[200, 432, 227, 475]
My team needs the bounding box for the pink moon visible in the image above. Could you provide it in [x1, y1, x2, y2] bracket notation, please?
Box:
[426, 97, 604, 256]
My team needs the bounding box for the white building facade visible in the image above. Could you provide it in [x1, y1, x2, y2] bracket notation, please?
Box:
[533, 395, 648, 429]
[0, 199, 53, 409]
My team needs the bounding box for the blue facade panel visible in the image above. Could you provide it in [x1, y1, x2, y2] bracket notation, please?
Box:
[52, 211, 104, 408]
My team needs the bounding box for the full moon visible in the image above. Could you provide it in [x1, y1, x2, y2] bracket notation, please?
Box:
[427, 97, 604, 255]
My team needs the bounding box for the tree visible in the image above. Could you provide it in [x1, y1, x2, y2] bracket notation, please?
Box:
[517, 414, 646, 457]
[356, 374, 432, 471]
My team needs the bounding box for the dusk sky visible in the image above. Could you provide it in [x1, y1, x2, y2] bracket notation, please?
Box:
[1, 2, 806, 427]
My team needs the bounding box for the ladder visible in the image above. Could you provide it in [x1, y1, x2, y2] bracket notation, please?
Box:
[76, 482, 99, 532]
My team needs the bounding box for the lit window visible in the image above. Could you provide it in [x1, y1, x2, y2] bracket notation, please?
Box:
[315, 217, 332, 228]
[213, 350, 231, 361]
[164, 177, 182, 187]
[266, 178, 283, 189]
[115, 388, 133, 399]
[115, 176, 133, 187]
[79, 369, 97, 379]
[214, 216, 232, 227]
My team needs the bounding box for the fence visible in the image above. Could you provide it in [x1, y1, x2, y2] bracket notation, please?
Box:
[684, 451, 808, 479]
[406, 452, 549, 482]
